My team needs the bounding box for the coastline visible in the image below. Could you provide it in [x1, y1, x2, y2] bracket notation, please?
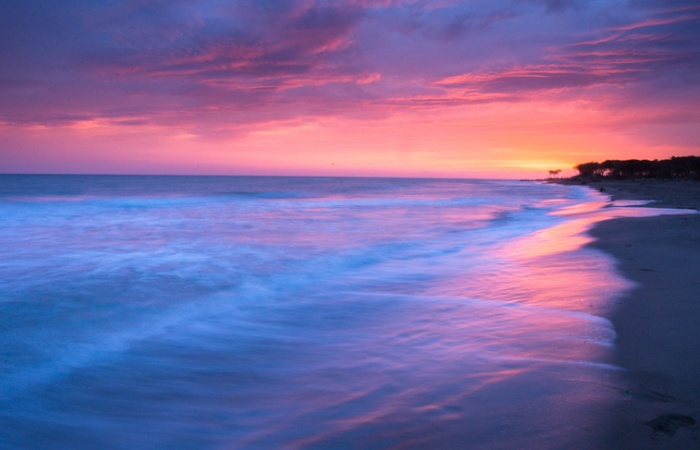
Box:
[566, 180, 700, 447]
[559, 178, 700, 210]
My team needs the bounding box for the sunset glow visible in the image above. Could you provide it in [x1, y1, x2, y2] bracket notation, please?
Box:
[1, 1, 699, 177]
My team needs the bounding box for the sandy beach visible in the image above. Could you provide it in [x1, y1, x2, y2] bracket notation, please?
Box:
[573, 180, 700, 448]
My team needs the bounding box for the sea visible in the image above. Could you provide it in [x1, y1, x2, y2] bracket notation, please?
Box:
[0, 175, 674, 449]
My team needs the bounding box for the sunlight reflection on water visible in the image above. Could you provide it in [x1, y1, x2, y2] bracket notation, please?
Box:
[0, 176, 694, 449]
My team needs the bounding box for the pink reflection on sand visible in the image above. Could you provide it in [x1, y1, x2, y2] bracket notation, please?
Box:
[500, 203, 696, 313]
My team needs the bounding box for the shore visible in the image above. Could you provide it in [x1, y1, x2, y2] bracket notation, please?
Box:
[571, 178, 700, 210]
[566, 180, 700, 448]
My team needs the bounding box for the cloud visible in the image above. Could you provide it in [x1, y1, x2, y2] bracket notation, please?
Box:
[91, 2, 367, 87]
[1, 0, 698, 132]
[527, 0, 585, 13]
[0, 0, 381, 127]
[435, 3, 700, 97]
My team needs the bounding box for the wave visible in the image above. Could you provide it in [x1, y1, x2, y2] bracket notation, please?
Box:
[0, 176, 632, 449]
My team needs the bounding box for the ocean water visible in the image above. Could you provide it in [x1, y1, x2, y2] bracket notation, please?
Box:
[0, 175, 666, 449]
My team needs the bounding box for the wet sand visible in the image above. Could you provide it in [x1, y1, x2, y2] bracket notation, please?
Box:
[576, 180, 700, 448]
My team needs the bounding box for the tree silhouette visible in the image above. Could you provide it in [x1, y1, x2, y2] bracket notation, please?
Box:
[573, 156, 700, 180]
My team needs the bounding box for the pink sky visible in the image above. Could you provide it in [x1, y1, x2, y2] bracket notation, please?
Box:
[1, 1, 699, 178]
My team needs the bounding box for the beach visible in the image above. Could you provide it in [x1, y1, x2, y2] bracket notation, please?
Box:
[574, 180, 700, 448]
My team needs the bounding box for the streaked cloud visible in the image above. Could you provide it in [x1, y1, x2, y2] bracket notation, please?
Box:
[0, 0, 698, 176]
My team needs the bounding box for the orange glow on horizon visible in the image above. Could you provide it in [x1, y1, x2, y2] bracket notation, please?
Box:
[3, 93, 694, 179]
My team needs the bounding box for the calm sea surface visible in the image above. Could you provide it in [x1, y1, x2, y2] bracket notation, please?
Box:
[0, 175, 663, 449]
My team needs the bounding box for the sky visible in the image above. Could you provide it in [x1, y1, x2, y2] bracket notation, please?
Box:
[1, 0, 699, 178]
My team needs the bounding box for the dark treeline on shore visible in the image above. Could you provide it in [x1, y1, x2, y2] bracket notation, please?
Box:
[573, 156, 700, 180]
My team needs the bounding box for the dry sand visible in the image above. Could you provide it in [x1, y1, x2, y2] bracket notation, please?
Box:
[585, 179, 700, 210]
[570, 180, 700, 448]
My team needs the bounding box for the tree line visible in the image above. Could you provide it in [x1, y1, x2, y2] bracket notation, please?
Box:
[574, 156, 700, 180]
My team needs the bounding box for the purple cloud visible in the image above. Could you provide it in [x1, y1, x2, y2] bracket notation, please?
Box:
[435, 3, 700, 96]
[0, 0, 698, 130]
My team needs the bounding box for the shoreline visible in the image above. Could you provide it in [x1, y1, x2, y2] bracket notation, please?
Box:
[550, 178, 700, 210]
[568, 180, 700, 447]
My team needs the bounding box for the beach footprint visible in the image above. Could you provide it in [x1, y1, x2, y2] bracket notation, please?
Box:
[647, 414, 697, 437]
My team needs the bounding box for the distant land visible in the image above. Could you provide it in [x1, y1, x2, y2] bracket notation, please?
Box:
[545, 156, 700, 211]
[560, 156, 700, 180]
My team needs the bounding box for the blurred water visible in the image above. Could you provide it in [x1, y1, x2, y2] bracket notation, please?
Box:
[0, 175, 663, 449]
